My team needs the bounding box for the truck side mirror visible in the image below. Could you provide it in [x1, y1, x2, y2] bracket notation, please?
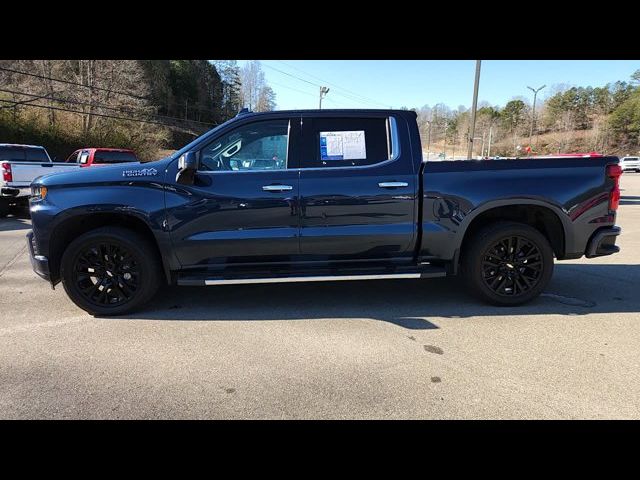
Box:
[176, 151, 198, 185]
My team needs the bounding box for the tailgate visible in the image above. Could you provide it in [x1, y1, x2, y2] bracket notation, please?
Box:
[9, 162, 78, 186]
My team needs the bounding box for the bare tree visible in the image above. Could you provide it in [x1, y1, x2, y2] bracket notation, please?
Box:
[240, 61, 265, 111]
[256, 85, 276, 112]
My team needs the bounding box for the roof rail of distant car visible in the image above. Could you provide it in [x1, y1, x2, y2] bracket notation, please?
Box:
[537, 152, 604, 158]
[78, 147, 136, 152]
[0, 143, 46, 149]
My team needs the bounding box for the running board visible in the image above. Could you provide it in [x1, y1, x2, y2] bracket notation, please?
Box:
[177, 270, 446, 287]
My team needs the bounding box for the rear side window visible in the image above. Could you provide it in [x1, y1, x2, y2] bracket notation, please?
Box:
[301, 117, 390, 168]
[0, 146, 26, 161]
[24, 147, 50, 162]
[93, 151, 138, 164]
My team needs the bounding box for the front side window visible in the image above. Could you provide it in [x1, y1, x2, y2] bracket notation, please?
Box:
[79, 151, 90, 164]
[199, 119, 289, 172]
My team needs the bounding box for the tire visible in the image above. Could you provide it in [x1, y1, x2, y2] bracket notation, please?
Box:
[461, 221, 554, 306]
[0, 199, 9, 218]
[60, 226, 162, 316]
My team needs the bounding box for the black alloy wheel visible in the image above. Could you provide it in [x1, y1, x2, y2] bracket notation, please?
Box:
[61, 227, 161, 315]
[73, 242, 141, 307]
[480, 235, 543, 297]
[462, 221, 554, 306]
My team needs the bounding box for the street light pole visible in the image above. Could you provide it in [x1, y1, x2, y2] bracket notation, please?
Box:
[487, 126, 493, 158]
[319, 86, 330, 109]
[426, 121, 432, 160]
[527, 84, 546, 148]
[467, 60, 482, 159]
[443, 120, 448, 159]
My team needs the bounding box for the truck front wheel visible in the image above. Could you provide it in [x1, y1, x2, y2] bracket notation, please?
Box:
[60, 226, 162, 316]
[461, 221, 554, 306]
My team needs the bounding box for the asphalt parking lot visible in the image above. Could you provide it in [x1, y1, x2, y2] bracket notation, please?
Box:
[2, 176, 640, 419]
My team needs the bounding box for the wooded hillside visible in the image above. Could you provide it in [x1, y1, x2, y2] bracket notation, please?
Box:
[0, 60, 273, 161]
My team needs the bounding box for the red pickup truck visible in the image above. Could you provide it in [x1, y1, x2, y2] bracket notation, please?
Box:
[65, 148, 139, 167]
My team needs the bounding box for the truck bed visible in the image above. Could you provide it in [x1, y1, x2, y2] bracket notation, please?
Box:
[420, 156, 619, 262]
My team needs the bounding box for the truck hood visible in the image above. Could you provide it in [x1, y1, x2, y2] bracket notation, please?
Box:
[33, 157, 172, 187]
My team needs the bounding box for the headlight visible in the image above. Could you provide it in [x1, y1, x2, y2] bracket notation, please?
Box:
[31, 185, 48, 200]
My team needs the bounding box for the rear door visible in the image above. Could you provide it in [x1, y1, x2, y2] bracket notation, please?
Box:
[297, 114, 418, 262]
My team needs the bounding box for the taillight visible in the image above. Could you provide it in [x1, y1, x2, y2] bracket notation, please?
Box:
[607, 164, 622, 211]
[1, 162, 12, 182]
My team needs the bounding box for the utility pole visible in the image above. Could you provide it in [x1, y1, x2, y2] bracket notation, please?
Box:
[319, 86, 330, 109]
[527, 84, 546, 148]
[426, 121, 432, 160]
[467, 60, 482, 159]
[487, 126, 493, 158]
[443, 120, 448, 159]
[481, 131, 486, 158]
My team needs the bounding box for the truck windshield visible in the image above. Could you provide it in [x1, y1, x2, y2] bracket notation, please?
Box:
[93, 151, 138, 164]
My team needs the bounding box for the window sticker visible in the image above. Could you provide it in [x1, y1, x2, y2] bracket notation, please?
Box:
[319, 130, 366, 160]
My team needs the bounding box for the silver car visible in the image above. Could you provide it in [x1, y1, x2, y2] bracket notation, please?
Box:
[620, 156, 640, 172]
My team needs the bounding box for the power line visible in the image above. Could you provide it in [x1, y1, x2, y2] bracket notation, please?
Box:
[267, 80, 358, 109]
[263, 63, 389, 109]
[0, 88, 66, 110]
[0, 65, 217, 115]
[0, 65, 150, 100]
[267, 80, 318, 98]
[274, 60, 393, 108]
[0, 99, 211, 133]
[0, 87, 216, 126]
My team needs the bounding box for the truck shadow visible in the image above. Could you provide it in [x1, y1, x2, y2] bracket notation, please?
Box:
[112, 263, 640, 330]
[0, 217, 32, 232]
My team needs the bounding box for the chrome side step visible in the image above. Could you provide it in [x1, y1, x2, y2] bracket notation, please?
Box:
[176, 271, 449, 287]
[204, 273, 422, 285]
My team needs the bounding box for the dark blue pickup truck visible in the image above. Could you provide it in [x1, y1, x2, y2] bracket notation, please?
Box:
[27, 109, 622, 315]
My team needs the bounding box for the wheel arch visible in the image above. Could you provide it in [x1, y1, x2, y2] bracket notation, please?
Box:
[457, 200, 569, 266]
[48, 212, 170, 285]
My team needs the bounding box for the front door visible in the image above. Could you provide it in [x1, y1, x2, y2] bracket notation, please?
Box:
[166, 117, 301, 267]
[297, 114, 417, 262]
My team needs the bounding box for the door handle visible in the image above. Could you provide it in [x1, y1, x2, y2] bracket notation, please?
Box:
[262, 184, 293, 192]
[378, 182, 409, 188]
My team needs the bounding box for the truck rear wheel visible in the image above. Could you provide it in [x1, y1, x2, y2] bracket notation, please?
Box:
[60, 227, 162, 316]
[461, 221, 554, 306]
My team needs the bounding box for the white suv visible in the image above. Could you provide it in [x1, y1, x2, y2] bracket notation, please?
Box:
[620, 156, 640, 172]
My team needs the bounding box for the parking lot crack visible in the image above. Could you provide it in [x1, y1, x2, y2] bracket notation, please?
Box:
[0, 244, 27, 278]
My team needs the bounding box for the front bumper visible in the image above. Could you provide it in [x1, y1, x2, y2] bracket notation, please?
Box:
[26, 230, 51, 282]
[585, 226, 621, 258]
